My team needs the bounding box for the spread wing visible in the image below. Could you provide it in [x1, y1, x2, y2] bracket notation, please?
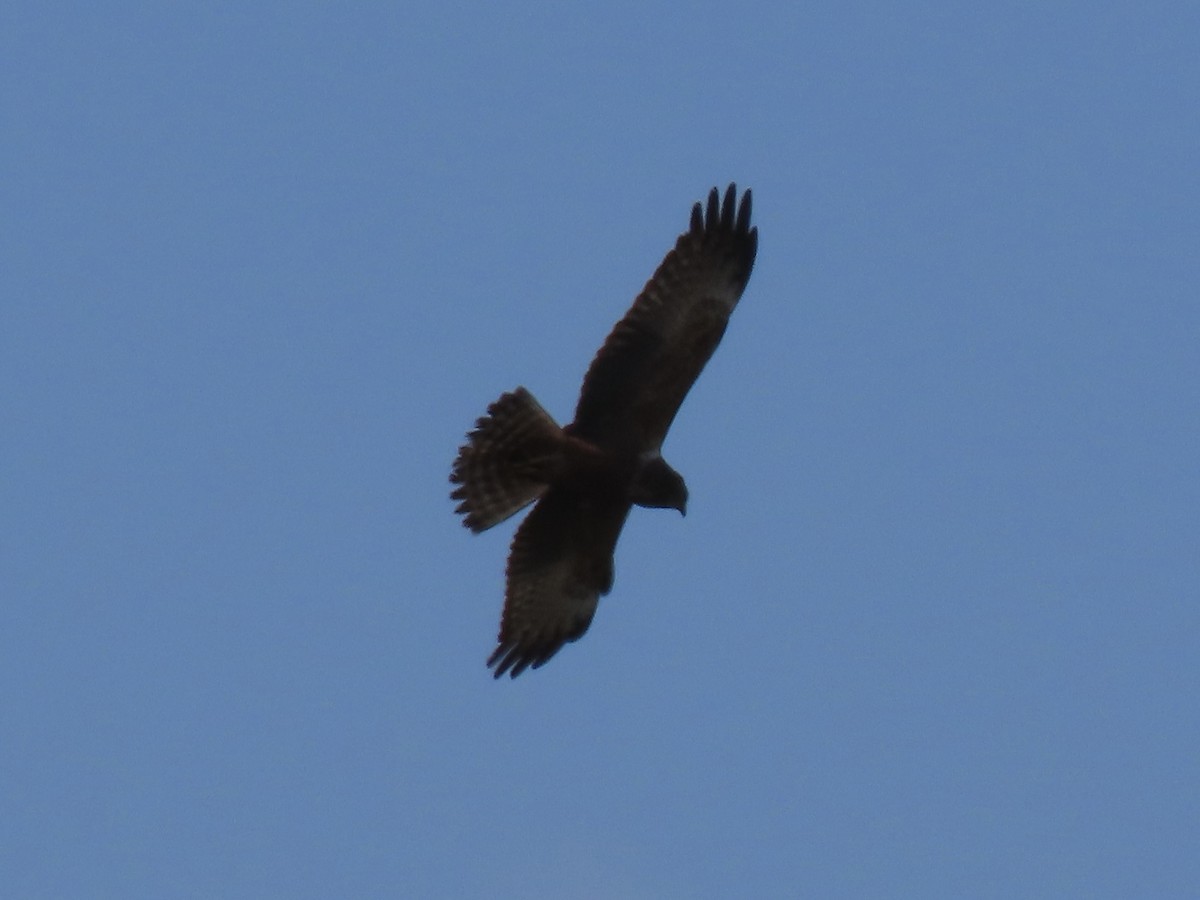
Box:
[570, 184, 758, 451]
[487, 487, 631, 678]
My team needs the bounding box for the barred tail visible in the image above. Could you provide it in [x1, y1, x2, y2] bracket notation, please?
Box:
[450, 388, 565, 532]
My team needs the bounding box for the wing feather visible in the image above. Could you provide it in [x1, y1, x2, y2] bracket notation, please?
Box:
[570, 184, 758, 451]
[487, 488, 632, 678]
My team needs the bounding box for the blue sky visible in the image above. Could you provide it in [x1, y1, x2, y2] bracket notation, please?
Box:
[3, 2, 1198, 897]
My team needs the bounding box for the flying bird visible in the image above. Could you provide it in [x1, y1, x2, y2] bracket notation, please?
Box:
[451, 184, 758, 677]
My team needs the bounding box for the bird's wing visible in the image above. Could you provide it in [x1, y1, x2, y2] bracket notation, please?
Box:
[488, 487, 631, 678]
[570, 184, 758, 452]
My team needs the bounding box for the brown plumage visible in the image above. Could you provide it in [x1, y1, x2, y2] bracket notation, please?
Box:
[451, 184, 758, 677]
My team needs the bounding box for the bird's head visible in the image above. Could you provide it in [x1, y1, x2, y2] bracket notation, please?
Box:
[630, 455, 688, 516]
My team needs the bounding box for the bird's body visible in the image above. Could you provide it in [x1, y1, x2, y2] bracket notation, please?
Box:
[451, 185, 758, 677]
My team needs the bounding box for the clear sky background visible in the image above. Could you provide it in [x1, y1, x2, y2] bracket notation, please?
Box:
[3, 3, 1198, 898]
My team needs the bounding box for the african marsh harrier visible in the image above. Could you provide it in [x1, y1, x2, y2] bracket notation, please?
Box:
[451, 184, 758, 677]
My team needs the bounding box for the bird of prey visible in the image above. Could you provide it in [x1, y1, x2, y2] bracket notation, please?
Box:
[451, 184, 758, 677]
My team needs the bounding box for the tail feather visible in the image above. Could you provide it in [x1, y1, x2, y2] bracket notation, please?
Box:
[450, 388, 564, 532]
